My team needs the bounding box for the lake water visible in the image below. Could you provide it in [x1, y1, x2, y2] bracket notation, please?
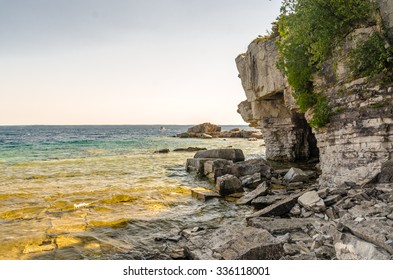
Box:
[0, 125, 265, 259]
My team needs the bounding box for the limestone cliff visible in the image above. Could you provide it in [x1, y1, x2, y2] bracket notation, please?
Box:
[237, 3, 393, 187]
[236, 38, 319, 162]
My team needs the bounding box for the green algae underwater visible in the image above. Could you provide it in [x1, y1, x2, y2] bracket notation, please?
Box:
[0, 125, 264, 259]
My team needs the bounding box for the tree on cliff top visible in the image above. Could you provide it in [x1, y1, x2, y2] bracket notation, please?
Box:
[276, 0, 376, 127]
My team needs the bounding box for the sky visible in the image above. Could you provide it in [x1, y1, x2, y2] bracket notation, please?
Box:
[0, 0, 282, 125]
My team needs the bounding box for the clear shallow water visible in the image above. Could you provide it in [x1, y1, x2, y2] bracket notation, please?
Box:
[0, 125, 265, 259]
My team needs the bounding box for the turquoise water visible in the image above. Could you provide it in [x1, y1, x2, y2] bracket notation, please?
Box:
[0, 125, 265, 259]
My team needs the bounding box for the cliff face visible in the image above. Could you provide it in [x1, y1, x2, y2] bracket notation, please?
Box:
[236, 39, 319, 162]
[237, 8, 393, 187]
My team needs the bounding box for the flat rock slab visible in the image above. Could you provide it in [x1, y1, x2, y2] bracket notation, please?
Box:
[247, 217, 318, 235]
[194, 149, 245, 162]
[248, 191, 307, 218]
[183, 225, 284, 260]
[191, 188, 221, 201]
[236, 182, 269, 205]
[251, 195, 286, 208]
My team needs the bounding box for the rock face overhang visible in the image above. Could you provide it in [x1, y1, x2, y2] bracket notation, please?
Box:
[236, 37, 319, 162]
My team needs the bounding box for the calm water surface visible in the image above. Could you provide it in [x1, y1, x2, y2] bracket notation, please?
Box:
[0, 125, 265, 259]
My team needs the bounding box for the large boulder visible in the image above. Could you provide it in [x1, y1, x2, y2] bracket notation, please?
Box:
[194, 149, 245, 162]
[298, 191, 326, 213]
[203, 159, 233, 181]
[283, 168, 309, 183]
[183, 225, 284, 260]
[215, 174, 243, 196]
[187, 123, 221, 134]
[231, 158, 272, 177]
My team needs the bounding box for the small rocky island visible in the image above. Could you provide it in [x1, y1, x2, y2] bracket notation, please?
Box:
[176, 122, 262, 140]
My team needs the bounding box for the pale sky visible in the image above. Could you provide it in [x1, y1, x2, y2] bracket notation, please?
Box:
[0, 0, 281, 125]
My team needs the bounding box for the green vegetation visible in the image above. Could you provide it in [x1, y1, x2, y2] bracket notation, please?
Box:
[276, 0, 377, 128]
[349, 32, 393, 78]
[332, 106, 346, 114]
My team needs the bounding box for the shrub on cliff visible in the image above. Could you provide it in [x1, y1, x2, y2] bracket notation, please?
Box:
[276, 0, 377, 128]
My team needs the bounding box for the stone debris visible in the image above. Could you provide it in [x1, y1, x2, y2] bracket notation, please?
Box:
[236, 182, 269, 205]
[191, 188, 221, 201]
[183, 148, 393, 260]
[182, 225, 284, 260]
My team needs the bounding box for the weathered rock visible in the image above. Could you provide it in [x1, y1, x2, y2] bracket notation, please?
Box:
[288, 182, 303, 190]
[183, 226, 284, 260]
[247, 217, 317, 235]
[323, 194, 342, 207]
[231, 158, 271, 177]
[251, 195, 285, 209]
[298, 191, 326, 213]
[186, 158, 212, 174]
[248, 191, 307, 218]
[201, 133, 213, 139]
[334, 233, 391, 260]
[215, 174, 243, 196]
[240, 173, 262, 189]
[194, 149, 245, 162]
[203, 159, 233, 181]
[187, 123, 221, 134]
[154, 148, 170, 153]
[173, 147, 207, 152]
[338, 220, 393, 255]
[378, 160, 393, 183]
[236, 182, 269, 205]
[284, 168, 309, 183]
[191, 188, 221, 201]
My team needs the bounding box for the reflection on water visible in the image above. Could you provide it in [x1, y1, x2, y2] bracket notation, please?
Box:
[0, 126, 265, 259]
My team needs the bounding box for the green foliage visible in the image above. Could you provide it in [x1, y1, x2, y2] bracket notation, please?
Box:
[276, 0, 376, 127]
[349, 32, 393, 77]
[310, 95, 330, 129]
[332, 106, 346, 114]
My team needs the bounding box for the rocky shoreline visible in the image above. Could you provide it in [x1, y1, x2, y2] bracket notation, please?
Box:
[154, 148, 393, 260]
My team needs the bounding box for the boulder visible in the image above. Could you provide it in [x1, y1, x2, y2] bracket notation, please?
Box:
[194, 149, 245, 162]
[203, 159, 233, 181]
[240, 173, 262, 189]
[186, 158, 212, 174]
[231, 158, 271, 177]
[187, 123, 221, 134]
[283, 168, 309, 183]
[236, 182, 269, 205]
[248, 191, 307, 218]
[183, 225, 284, 260]
[215, 174, 243, 196]
[298, 191, 326, 213]
[154, 148, 170, 153]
